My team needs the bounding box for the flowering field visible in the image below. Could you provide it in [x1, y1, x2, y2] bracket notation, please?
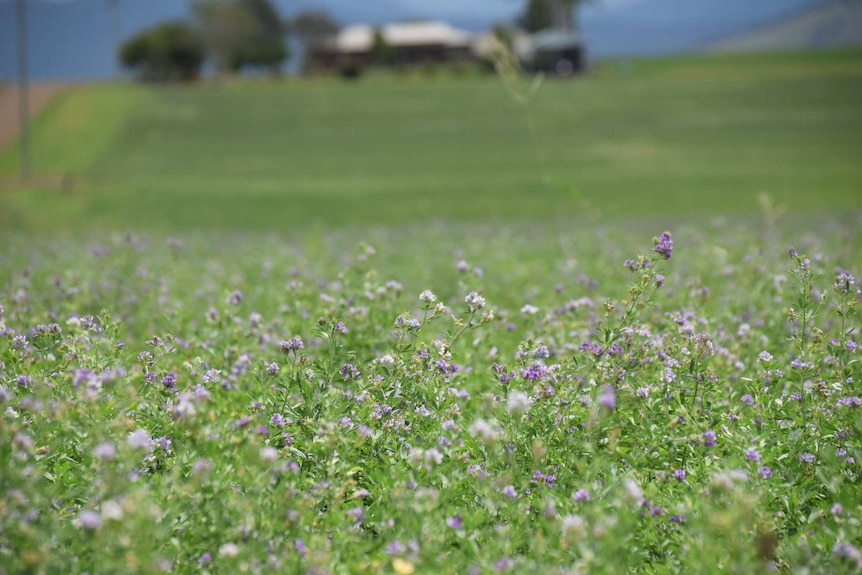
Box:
[1, 215, 860, 574]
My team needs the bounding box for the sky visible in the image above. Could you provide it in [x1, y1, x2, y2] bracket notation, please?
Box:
[0, 0, 818, 81]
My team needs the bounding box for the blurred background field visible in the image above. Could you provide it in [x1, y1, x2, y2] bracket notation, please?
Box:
[1, 48, 861, 233]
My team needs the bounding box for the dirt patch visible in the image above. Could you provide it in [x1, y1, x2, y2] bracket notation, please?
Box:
[0, 83, 67, 151]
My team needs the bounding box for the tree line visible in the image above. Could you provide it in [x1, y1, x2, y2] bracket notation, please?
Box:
[120, 0, 338, 82]
[120, 0, 585, 82]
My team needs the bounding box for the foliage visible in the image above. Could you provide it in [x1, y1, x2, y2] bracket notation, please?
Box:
[191, 0, 288, 75]
[519, 0, 586, 32]
[232, 0, 288, 73]
[0, 220, 860, 573]
[119, 22, 205, 83]
[287, 10, 340, 72]
[519, 0, 555, 33]
[371, 28, 394, 67]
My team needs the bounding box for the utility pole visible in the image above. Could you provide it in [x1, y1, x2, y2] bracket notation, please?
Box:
[16, 0, 31, 183]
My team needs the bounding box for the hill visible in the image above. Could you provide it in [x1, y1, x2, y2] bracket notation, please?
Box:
[1, 51, 861, 232]
[708, 0, 862, 53]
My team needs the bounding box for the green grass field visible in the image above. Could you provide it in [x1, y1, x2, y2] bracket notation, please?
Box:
[1, 50, 861, 231]
[2, 51, 862, 573]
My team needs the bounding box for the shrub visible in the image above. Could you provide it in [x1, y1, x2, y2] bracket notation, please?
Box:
[120, 22, 206, 83]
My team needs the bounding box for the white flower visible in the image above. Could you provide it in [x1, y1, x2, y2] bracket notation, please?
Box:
[218, 543, 240, 558]
[506, 391, 533, 416]
[425, 448, 443, 466]
[101, 499, 124, 521]
[561, 514, 585, 539]
[465, 291, 486, 310]
[375, 354, 396, 368]
[408, 448, 425, 465]
[260, 447, 278, 463]
[521, 304, 539, 316]
[623, 478, 645, 505]
[419, 290, 437, 303]
[711, 469, 749, 492]
[469, 418, 498, 446]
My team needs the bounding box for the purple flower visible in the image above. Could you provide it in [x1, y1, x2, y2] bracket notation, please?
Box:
[127, 429, 153, 451]
[799, 452, 815, 464]
[280, 336, 304, 353]
[446, 515, 463, 529]
[580, 342, 604, 357]
[339, 363, 360, 381]
[75, 510, 102, 530]
[93, 442, 116, 461]
[672, 469, 686, 482]
[161, 372, 177, 391]
[346, 506, 364, 523]
[501, 485, 517, 500]
[745, 449, 761, 464]
[703, 430, 717, 448]
[198, 552, 212, 565]
[654, 232, 673, 260]
[837, 396, 862, 408]
[573, 489, 590, 503]
[758, 466, 773, 479]
[333, 321, 348, 334]
[597, 385, 615, 412]
[834, 271, 856, 295]
[522, 364, 547, 381]
[740, 394, 754, 405]
[833, 541, 862, 567]
[270, 413, 286, 429]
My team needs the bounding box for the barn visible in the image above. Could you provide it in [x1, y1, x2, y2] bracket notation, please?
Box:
[309, 21, 475, 74]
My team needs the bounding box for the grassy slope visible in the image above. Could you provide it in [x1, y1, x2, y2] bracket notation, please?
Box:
[1, 50, 861, 232]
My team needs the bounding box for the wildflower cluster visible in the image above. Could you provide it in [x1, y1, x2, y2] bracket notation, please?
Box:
[0, 221, 860, 574]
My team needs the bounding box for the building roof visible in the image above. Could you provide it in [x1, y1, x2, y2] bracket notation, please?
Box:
[330, 21, 474, 53]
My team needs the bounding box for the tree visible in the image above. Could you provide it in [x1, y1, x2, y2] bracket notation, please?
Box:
[287, 10, 340, 72]
[120, 21, 206, 82]
[518, 0, 554, 33]
[519, 0, 585, 33]
[370, 28, 393, 67]
[192, 0, 255, 76]
[232, 0, 288, 74]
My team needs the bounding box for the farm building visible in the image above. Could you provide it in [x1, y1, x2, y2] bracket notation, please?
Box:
[309, 21, 475, 73]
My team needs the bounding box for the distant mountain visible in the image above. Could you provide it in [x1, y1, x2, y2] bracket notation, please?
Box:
[579, 0, 818, 56]
[707, 0, 862, 53]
